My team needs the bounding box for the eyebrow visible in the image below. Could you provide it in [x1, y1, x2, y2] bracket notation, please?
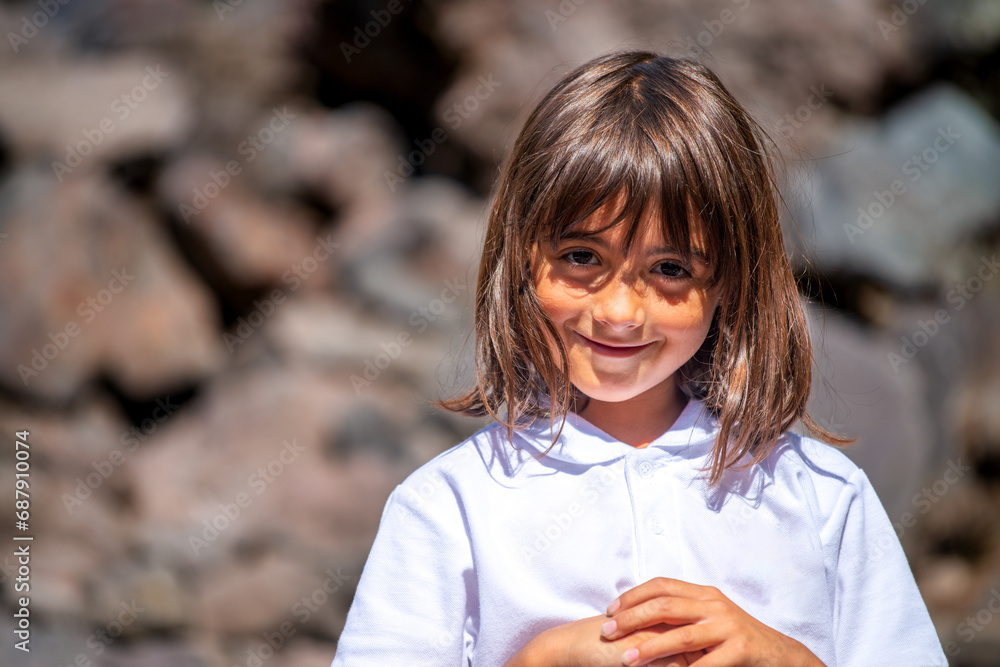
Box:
[559, 231, 711, 265]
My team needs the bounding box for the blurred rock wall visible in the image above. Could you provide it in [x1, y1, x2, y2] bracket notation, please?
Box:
[0, 0, 997, 665]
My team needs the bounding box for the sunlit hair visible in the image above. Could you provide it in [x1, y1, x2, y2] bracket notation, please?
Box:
[434, 49, 853, 488]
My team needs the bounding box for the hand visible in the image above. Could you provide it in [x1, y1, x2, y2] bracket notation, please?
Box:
[531, 613, 706, 667]
[600, 577, 826, 666]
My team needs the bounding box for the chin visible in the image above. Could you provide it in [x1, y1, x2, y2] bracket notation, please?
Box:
[572, 383, 649, 404]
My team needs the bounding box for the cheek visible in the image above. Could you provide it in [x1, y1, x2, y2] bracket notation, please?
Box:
[653, 293, 715, 324]
[531, 282, 574, 359]
[533, 280, 575, 325]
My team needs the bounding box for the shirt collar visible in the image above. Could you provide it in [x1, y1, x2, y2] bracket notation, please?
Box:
[509, 394, 720, 466]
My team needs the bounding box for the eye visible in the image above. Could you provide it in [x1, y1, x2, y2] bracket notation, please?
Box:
[559, 249, 599, 266]
[653, 260, 691, 279]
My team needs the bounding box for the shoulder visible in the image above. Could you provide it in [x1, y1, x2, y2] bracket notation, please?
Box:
[391, 420, 522, 509]
[757, 429, 873, 531]
[766, 429, 862, 485]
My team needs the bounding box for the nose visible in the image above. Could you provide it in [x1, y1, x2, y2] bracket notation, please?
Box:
[592, 274, 644, 331]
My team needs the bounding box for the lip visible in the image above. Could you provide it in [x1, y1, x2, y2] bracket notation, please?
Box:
[574, 331, 654, 358]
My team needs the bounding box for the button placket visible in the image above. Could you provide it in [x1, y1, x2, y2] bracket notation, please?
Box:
[635, 458, 666, 537]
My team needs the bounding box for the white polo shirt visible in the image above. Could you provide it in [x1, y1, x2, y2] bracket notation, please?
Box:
[330, 396, 948, 666]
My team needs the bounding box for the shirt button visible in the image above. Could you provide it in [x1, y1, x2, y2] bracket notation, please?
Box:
[638, 461, 653, 478]
[650, 517, 664, 534]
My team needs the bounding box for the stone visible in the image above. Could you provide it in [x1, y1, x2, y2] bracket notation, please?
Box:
[157, 154, 328, 289]
[783, 84, 1000, 289]
[799, 301, 935, 521]
[0, 167, 225, 401]
[0, 57, 192, 166]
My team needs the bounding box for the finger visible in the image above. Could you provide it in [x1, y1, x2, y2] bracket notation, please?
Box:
[607, 578, 724, 615]
[684, 644, 740, 667]
[621, 622, 726, 666]
[601, 597, 707, 640]
[646, 656, 694, 667]
[648, 650, 706, 667]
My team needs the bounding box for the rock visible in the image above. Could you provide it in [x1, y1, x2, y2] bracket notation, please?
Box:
[182, 1, 318, 139]
[800, 301, 935, 521]
[328, 177, 482, 320]
[127, 364, 427, 543]
[90, 564, 189, 633]
[270, 639, 339, 667]
[257, 293, 474, 395]
[97, 640, 209, 667]
[876, 247, 1000, 474]
[120, 363, 473, 643]
[915, 0, 1000, 52]
[0, 56, 193, 166]
[395, 176, 487, 280]
[783, 83, 1000, 289]
[195, 554, 317, 635]
[157, 154, 329, 289]
[0, 167, 225, 401]
[426, 0, 916, 165]
[956, 357, 1000, 476]
[246, 103, 405, 211]
[918, 556, 977, 611]
[123, 364, 447, 590]
[913, 483, 999, 567]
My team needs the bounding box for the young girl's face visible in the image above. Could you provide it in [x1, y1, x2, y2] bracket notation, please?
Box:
[530, 200, 722, 409]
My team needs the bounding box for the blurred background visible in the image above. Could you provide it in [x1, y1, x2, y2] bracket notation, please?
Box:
[0, 0, 998, 665]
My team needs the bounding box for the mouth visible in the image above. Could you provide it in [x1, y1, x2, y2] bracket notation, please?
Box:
[573, 331, 654, 358]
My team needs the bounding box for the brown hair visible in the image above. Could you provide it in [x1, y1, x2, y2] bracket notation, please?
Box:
[433, 49, 853, 488]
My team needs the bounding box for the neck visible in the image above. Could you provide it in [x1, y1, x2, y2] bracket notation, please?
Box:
[573, 382, 688, 448]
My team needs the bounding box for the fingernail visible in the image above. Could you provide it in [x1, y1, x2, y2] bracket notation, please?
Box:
[606, 598, 620, 615]
[622, 648, 640, 666]
[600, 619, 616, 637]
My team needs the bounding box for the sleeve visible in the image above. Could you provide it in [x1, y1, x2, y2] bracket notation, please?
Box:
[822, 467, 948, 666]
[331, 483, 476, 666]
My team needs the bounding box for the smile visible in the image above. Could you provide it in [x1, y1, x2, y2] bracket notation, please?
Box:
[573, 331, 654, 358]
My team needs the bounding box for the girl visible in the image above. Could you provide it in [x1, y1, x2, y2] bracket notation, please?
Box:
[330, 50, 948, 666]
